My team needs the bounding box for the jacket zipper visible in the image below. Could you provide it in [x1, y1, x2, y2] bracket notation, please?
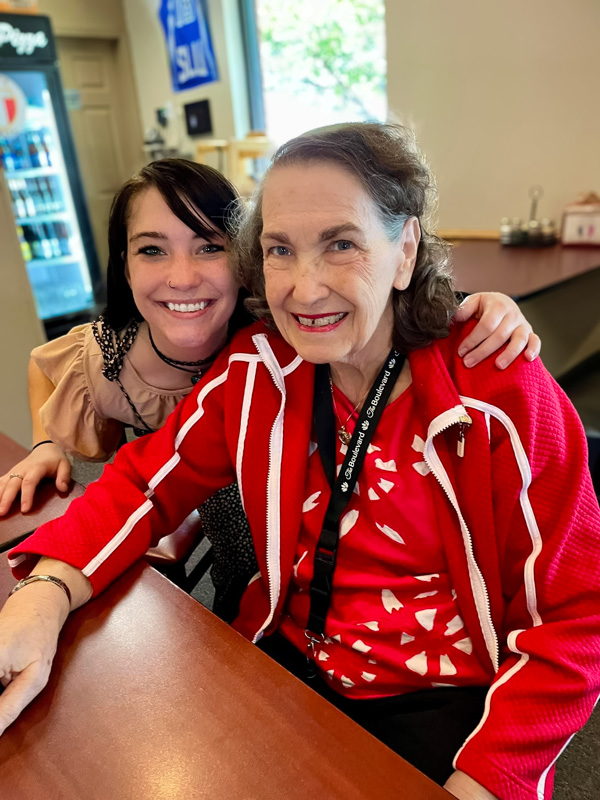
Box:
[422, 409, 500, 672]
[457, 418, 467, 457]
[251, 336, 286, 641]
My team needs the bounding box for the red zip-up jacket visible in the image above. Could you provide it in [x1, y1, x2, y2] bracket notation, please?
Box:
[10, 320, 600, 800]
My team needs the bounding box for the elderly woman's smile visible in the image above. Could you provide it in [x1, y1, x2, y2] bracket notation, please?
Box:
[293, 311, 348, 330]
[261, 162, 419, 381]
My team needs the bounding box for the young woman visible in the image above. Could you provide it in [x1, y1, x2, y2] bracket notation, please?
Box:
[0, 160, 245, 510]
[0, 159, 258, 618]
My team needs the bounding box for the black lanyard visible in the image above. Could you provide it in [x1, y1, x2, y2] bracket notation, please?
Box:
[305, 349, 406, 677]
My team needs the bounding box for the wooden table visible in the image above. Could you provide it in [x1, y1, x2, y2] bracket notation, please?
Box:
[0, 560, 450, 799]
[0, 433, 85, 552]
[451, 240, 600, 299]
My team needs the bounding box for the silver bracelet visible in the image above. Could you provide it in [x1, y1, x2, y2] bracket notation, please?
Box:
[9, 574, 72, 606]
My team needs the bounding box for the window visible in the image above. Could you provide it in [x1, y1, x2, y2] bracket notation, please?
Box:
[242, 0, 387, 147]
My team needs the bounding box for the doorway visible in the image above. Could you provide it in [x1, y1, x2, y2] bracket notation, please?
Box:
[56, 37, 143, 274]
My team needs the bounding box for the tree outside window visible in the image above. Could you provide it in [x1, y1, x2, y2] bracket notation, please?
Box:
[255, 0, 387, 146]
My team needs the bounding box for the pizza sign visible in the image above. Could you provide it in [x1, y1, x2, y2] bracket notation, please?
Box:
[0, 74, 26, 136]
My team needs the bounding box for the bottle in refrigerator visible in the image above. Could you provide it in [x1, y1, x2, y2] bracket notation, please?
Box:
[26, 132, 41, 168]
[43, 177, 61, 212]
[9, 182, 26, 218]
[54, 221, 71, 256]
[16, 225, 32, 262]
[42, 131, 53, 167]
[33, 223, 53, 259]
[28, 178, 45, 215]
[13, 136, 26, 169]
[23, 225, 42, 260]
[1, 143, 15, 171]
[43, 222, 62, 258]
[34, 133, 50, 167]
[24, 186, 36, 217]
[38, 177, 51, 212]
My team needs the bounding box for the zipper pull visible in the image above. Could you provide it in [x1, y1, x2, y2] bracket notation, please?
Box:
[456, 414, 471, 458]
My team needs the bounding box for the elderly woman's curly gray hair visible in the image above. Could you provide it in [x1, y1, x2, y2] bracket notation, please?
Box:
[234, 122, 457, 353]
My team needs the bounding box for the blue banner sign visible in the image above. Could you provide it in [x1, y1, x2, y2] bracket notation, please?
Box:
[158, 0, 218, 92]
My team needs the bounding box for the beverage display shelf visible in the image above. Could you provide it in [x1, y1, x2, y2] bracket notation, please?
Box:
[15, 212, 70, 226]
[25, 255, 80, 269]
[4, 167, 59, 180]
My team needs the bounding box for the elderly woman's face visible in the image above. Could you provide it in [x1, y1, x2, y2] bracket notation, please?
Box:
[261, 162, 418, 369]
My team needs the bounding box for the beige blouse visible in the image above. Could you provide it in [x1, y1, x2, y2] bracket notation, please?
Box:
[31, 322, 194, 461]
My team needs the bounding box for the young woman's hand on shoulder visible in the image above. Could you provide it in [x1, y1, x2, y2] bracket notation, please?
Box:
[0, 443, 71, 516]
[455, 292, 541, 369]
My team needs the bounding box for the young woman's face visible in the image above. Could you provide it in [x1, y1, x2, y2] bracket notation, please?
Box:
[125, 187, 240, 358]
[261, 162, 418, 371]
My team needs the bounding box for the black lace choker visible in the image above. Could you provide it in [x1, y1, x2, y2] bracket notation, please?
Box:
[148, 328, 217, 385]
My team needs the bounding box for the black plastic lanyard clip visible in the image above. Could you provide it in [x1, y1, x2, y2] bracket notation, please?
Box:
[304, 630, 324, 680]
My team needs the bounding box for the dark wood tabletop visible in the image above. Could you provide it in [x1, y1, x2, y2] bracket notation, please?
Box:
[450, 240, 600, 298]
[0, 560, 450, 799]
[0, 432, 85, 552]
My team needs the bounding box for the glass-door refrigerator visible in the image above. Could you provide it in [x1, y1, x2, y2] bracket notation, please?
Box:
[0, 13, 102, 337]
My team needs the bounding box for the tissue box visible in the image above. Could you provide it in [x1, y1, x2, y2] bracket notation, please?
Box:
[562, 192, 600, 246]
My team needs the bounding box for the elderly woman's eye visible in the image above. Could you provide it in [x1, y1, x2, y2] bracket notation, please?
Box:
[331, 240, 354, 251]
[268, 245, 291, 257]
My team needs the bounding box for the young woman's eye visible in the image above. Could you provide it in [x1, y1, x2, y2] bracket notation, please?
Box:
[268, 245, 291, 257]
[330, 239, 354, 252]
[199, 243, 225, 254]
[137, 245, 165, 256]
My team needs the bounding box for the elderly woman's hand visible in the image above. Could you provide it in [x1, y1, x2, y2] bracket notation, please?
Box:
[0, 558, 92, 736]
[0, 582, 68, 735]
[0, 443, 71, 516]
[454, 292, 541, 369]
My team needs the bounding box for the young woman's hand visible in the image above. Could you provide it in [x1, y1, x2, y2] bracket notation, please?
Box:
[0, 443, 71, 516]
[455, 292, 541, 369]
[444, 770, 499, 799]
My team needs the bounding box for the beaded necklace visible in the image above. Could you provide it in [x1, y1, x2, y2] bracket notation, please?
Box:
[91, 317, 153, 435]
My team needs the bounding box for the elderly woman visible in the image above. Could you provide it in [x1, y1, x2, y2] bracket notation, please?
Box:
[2, 124, 599, 800]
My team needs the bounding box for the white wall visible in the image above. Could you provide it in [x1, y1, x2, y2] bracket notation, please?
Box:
[38, 0, 126, 37]
[122, 0, 250, 163]
[385, 0, 600, 231]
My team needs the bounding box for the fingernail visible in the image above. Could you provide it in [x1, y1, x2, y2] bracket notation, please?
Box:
[525, 350, 536, 361]
[458, 347, 467, 357]
[497, 359, 507, 369]
[464, 356, 475, 368]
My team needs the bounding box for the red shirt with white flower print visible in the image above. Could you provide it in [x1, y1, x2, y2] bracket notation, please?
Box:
[278, 383, 490, 698]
